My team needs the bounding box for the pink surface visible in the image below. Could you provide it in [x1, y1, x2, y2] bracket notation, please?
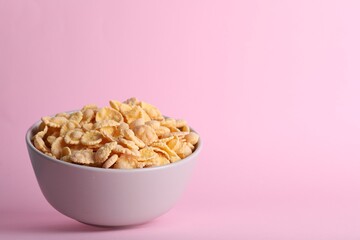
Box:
[1, 0, 360, 239]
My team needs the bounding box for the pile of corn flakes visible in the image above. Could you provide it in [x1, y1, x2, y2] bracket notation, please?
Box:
[32, 98, 199, 169]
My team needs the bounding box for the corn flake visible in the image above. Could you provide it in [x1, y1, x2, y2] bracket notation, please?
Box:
[113, 154, 138, 169]
[62, 147, 72, 157]
[82, 123, 94, 131]
[145, 120, 161, 129]
[117, 138, 139, 150]
[95, 142, 117, 164]
[113, 144, 140, 157]
[102, 154, 119, 169]
[146, 154, 170, 167]
[185, 132, 199, 145]
[81, 108, 95, 123]
[100, 126, 120, 141]
[60, 120, 81, 137]
[94, 120, 121, 129]
[139, 101, 164, 121]
[123, 106, 151, 124]
[124, 97, 139, 106]
[109, 100, 132, 115]
[51, 137, 67, 159]
[42, 116, 68, 128]
[70, 150, 95, 165]
[64, 129, 84, 145]
[96, 107, 123, 123]
[129, 118, 145, 130]
[175, 142, 192, 158]
[152, 147, 171, 160]
[120, 128, 146, 148]
[160, 118, 176, 128]
[133, 125, 158, 146]
[69, 111, 83, 123]
[81, 130, 103, 146]
[138, 147, 157, 161]
[34, 135, 50, 153]
[151, 142, 181, 163]
[46, 135, 57, 145]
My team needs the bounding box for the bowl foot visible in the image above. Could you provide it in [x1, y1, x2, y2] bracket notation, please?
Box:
[77, 219, 153, 228]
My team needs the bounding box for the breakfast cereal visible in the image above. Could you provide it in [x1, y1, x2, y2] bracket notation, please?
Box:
[32, 98, 199, 169]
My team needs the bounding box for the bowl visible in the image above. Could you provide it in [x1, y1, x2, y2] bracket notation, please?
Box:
[25, 119, 202, 227]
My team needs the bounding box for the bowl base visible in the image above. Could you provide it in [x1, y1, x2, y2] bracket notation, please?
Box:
[77, 219, 153, 228]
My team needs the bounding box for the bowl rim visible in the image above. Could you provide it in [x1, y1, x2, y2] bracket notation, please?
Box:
[26, 117, 202, 173]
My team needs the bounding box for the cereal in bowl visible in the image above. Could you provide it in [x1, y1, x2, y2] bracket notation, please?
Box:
[32, 98, 199, 169]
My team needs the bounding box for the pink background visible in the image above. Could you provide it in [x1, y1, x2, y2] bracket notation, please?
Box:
[1, 0, 360, 239]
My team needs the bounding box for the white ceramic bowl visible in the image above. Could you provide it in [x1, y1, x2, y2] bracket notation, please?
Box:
[25, 120, 202, 227]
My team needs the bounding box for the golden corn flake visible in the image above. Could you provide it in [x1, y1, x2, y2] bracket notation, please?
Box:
[47, 127, 65, 138]
[85, 143, 103, 150]
[34, 135, 50, 153]
[117, 138, 139, 150]
[82, 122, 94, 131]
[175, 142, 192, 159]
[145, 120, 161, 129]
[138, 147, 157, 161]
[70, 150, 95, 165]
[51, 137, 67, 159]
[157, 135, 174, 143]
[181, 124, 190, 132]
[32, 97, 199, 169]
[113, 155, 137, 169]
[95, 142, 117, 164]
[60, 155, 71, 162]
[167, 136, 181, 151]
[133, 125, 158, 146]
[113, 144, 140, 157]
[109, 100, 132, 115]
[160, 118, 176, 128]
[124, 97, 139, 106]
[46, 135, 57, 145]
[93, 119, 121, 129]
[60, 120, 81, 137]
[175, 119, 187, 128]
[62, 147, 72, 157]
[64, 129, 84, 145]
[102, 154, 119, 169]
[81, 104, 98, 111]
[96, 107, 123, 123]
[80, 130, 103, 146]
[123, 106, 151, 124]
[69, 111, 83, 123]
[129, 118, 145, 130]
[38, 121, 47, 132]
[151, 142, 181, 163]
[169, 131, 188, 137]
[184, 132, 199, 145]
[118, 122, 130, 130]
[42, 116, 68, 128]
[55, 112, 70, 119]
[35, 125, 48, 139]
[139, 101, 164, 121]
[152, 147, 171, 160]
[147, 154, 170, 167]
[81, 108, 95, 123]
[187, 142, 195, 151]
[99, 126, 120, 141]
[120, 128, 146, 148]
[155, 126, 171, 137]
[168, 125, 181, 133]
